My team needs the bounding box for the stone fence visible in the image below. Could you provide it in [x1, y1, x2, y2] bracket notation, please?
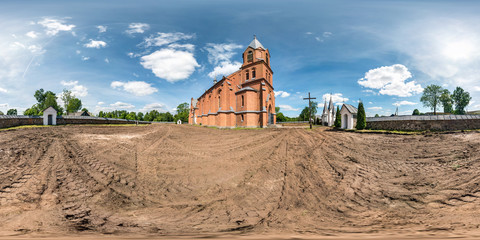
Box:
[366, 115, 480, 131]
[0, 115, 151, 129]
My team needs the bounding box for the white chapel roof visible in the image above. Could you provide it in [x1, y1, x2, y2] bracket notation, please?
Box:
[248, 36, 266, 50]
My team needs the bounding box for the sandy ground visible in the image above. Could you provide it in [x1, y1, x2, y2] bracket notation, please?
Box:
[1, 124, 480, 239]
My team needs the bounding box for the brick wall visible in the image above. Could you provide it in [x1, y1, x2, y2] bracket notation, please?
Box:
[0, 115, 151, 129]
[366, 115, 480, 131]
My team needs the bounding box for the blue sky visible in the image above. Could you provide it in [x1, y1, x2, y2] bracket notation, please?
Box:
[1, 0, 480, 117]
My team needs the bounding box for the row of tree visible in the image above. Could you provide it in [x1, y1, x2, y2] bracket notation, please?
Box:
[421, 85, 471, 115]
[97, 103, 189, 123]
[23, 89, 85, 116]
[0, 109, 18, 115]
[11, 88, 190, 123]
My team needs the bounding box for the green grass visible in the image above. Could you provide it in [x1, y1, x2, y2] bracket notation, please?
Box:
[0, 125, 53, 131]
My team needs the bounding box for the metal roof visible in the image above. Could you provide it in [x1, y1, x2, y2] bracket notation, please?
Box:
[343, 104, 358, 114]
[248, 36, 265, 50]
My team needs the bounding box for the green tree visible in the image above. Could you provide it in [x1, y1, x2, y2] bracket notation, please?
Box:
[439, 89, 454, 114]
[275, 106, 280, 113]
[81, 108, 88, 112]
[299, 101, 318, 122]
[62, 89, 82, 114]
[24, 106, 40, 116]
[374, 114, 380, 117]
[44, 93, 63, 115]
[0, 111, 3, 115]
[174, 102, 189, 123]
[276, 112, 286, 122]
[137, 112, 144, 121]
[334, 106, 341, 128]
[420, 84, 443, 115]
[67, 98, 82, 114]
[452, 86, 471, 115]
[165, 112, 174, 122]
[126, 112, 137, 120]
[356, 101, 366, 130]
[31, 89, 63, 115]
[412, 109, 420, 115]
[6, 109, 17, 115]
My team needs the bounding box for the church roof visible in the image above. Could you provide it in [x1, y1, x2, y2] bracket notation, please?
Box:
[342, 104, 358, 114]
[248, 36, 266, 50]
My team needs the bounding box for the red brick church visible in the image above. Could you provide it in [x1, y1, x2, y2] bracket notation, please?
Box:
[189, 36, 276, 128]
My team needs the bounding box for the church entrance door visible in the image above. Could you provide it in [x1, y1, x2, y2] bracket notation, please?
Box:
[343, 114, 348, 129]
[268, 106, 273, 124]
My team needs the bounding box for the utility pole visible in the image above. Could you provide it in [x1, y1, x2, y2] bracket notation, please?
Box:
[303, 92, 316, 129]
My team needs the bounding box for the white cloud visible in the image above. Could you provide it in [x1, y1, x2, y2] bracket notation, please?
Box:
[204, 43, 243, 65]
[393, 100, 417, 107]
[76, 50, 81, 54]
[140, 103, 168, 112]
[111, 102, 135, 109]
[140, 49, 200, 83]
[144, 32, 195, 47]
[323, 32, 333, 37]
[37, 18, 75, 36]
[305, 32, 313, 35]
[97, 101, 105, 105]
[368, 106, 383, 110]
[0, 103, 8, 108]
[126, 23, 149, 35]
[0, 87, 7, 93]
[279, 105, 299, 112]
[110, 81, 158, 96]
[84, 39, 107, 48]
[208, 61, 241, 79]
[358, 64, 423, 97]
[168, 43, 195, 52]
[204, 43, 243, 79]
[322, 93, 349, 104]
[274, 91, 291, 98]
[97, 25, 107, 33]
[105, 58, 109, 63]
[61, 80, 88, 97]
[26, 31, 38, 38]
[81, 56, 90, 61]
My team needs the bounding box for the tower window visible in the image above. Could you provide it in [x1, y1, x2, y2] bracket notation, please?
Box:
[252, 68, 256, 79]
[266, 54, 269, 65]
[246, 70, 249, 81]
[247, 51, 253, 62]
[241, 95, 244, 107]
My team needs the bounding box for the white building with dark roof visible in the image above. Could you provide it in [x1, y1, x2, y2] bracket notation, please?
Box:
[340, 104, 358, 129]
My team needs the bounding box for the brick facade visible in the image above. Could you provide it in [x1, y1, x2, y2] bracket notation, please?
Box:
[189, 37, 276, 128]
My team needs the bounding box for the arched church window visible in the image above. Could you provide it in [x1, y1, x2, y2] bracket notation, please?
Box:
[241, 95, 244, 107]
[241, 114, 244, 122]
[252, 68, 256, 79]
[218, 90, 221, 108]
[266, 54, 269, 65]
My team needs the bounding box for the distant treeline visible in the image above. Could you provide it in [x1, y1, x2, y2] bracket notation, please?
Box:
[97, 110, 175, 122]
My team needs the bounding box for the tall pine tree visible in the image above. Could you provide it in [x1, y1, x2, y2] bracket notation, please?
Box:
[356, 101, 366, 130]
[334, 106, 341, 128]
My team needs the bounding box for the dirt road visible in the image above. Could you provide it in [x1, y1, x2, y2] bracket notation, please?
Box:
[1, 124, 480, 238]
